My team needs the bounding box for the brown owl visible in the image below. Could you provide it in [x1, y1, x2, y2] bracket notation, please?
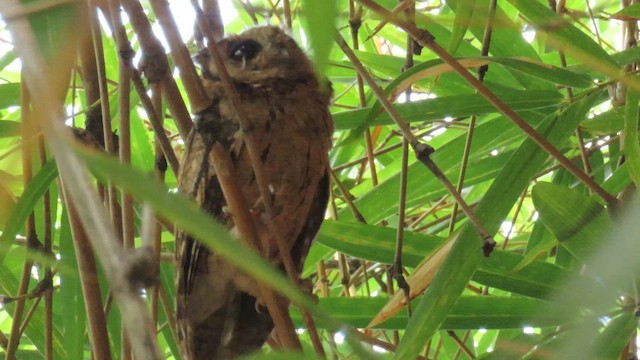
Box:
[175, 26, 333, 359]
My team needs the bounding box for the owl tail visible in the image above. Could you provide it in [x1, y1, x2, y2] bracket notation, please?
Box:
[185, 291, 274, 360]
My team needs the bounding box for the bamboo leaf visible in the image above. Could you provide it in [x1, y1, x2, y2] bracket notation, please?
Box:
[508, 0, 620, 72]
[0, 161, 58, 263]
[447, 0, 476, 54]
[291, 296, 571, 330]
[532, 182, 612, 263]
[624, 87, 640, 186]
[300, 0, 337, 76]
[0, 83, 20, 110]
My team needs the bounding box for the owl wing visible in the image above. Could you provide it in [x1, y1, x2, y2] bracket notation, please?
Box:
[175, 108, 260, 360]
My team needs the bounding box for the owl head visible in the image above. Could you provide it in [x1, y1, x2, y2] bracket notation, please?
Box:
[202, 26, 316, 84]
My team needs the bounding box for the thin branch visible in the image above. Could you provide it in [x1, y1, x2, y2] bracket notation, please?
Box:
[349, 0, 379, 187]
[63, 192, 112, 360]
[283, 0, 292, 31]
[37, 116, 54, 360]
[501, 189, 528, 250]
[149, 0, 211, 113]
[150, 83, 165, 328]
[202, 0, 224, 41]
[105, 2, 136, 357]
[449, 0, 496, 235]
[6, 80, 37, 360]
[130, 69, 180, 175]
[328, 168, 367, 223]
[355, 330, 428, 360]
[446, 331, 475, 359]
[452, 330, 474, 360]
[393, 137, 412, 315]
[88, 0, 120, 234]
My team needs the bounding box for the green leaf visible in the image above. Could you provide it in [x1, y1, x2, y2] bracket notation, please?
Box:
[611, 3, 640, 20]
[447, 0, 476, 54]
[531, 182, 612, 263]
[508, 0, 620, 73]
[0, 51, 16, 72]
[580, 106, 625, 135]
[624, 87, 640, 186]
[23, 0, 81, 63]
[0, 83, 20, 110]
[333, 89, 562, 131]
[300, 0, 337, 76]
[290, 296, 571, 330]
[317, 220, 446, 267]
[337, 52, 564, 141]
[58, 209, 86, 360]
[0, 161, 59, 264]
[591, 312, 638, 359]
[489, 57, 593, 88]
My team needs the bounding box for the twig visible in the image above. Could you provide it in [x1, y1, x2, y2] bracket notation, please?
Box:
[328, 168, 367, 223]
[452, 330, 473, 360]
[283, 0, 292, 31]
[148, 0, 211, 113]
[355, 330, 428, 360]
[364, 0, 415, 43]
[501, 189, 528, 250]
[6, 81, 38, 360]
[201, 0, 224, 41]
[335, 34, 417, 144]
[316, 261, 339, 359]
[38, 128, 54, 360]
[89, 0, 121, 240]
[104, 0, 180, 176]
[338, 253, 352, 297]
[150, 83, 165, 327]
[349, 0, 379, 187]
[391, 1, 416, 320]
[393, 137, 412, 315]
[449, 0, 496, 235]
[130, 69, 181, 175]
[105, 2, 136, 357]
[446, 331, 475, 359]
[158, 282, 178, 341]
[63, 192, 112, 360]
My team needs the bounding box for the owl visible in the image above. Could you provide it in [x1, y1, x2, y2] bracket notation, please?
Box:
[175, 26, 333, 359]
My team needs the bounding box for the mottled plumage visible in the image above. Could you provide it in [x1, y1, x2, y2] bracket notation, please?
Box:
[175, 26, 333, 359]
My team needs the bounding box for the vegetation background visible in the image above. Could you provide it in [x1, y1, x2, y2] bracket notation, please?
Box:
[0, 0, 640, 359]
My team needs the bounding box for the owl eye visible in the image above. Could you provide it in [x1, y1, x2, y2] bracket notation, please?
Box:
[229, 40, 262, 62]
